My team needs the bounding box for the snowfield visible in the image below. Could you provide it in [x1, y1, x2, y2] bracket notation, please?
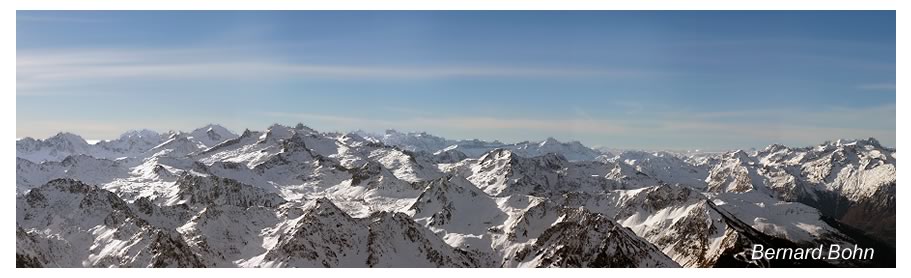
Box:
[16, 124, 896, 267]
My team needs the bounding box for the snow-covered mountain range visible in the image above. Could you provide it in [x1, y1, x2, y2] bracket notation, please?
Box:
[16, 124, 896, 267]
[356, 129, 604, 161]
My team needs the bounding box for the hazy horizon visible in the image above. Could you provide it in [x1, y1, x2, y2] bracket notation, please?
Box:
[15, 122, 895, 152]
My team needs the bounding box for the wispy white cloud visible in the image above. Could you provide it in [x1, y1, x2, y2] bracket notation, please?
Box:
[678, 104, 895, 126]
[857, 83, 896, 91]
[17, 47, 657, 95]
[17, 14, 108, 23]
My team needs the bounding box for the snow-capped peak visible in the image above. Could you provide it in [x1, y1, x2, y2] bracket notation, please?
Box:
[189, 124, 237, 148]
[539, 137, 560, 147]
[119, 129, 161, 140]
[48, 132, 88, 144]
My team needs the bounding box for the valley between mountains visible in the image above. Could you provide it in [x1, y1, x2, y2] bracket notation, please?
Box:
[15, 124, 896, 267]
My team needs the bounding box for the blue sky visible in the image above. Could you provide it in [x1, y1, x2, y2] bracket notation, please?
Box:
[17, 11, 895, 150]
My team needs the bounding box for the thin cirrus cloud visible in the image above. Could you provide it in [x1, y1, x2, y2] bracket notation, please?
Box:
[16, 14, 109, 23]
[856, 83, 896, 91]
[16, 47, 657, 94]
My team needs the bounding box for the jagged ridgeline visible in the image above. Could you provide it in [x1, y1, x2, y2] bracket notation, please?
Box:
[16, 124, 896, 267]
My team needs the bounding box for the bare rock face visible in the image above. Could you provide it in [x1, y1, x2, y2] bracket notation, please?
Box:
[262, 198, 480, 267]
[509, 208, 679, 268]
[16, 179, 205, 267]
[174, 174, 286, 208]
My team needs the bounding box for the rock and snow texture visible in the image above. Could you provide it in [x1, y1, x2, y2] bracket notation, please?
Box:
[360, 130, 603, 161]
[507, 207, 679, 268]
[16, 124, 895, 267]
